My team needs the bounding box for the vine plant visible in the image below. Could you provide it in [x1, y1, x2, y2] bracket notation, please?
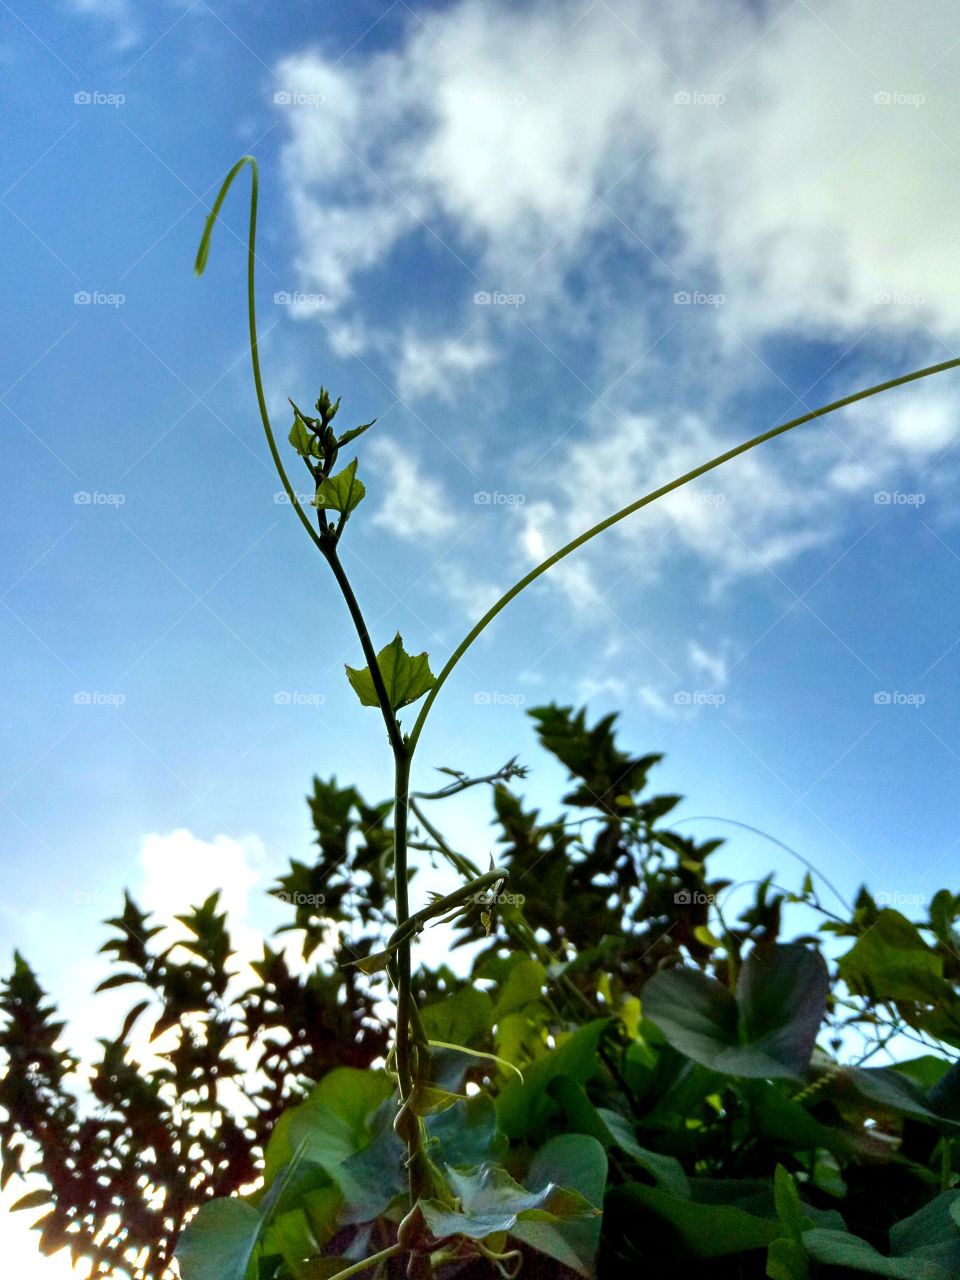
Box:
[186, 154, 960, 1279]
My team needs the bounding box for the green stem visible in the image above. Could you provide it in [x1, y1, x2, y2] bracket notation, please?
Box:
[322, 542, 406, 759]
[394, 749, 413, 1099]
[195, 155, 324, 553]
[325, 1243, 403, 1280]
[408, 355, 960, 753]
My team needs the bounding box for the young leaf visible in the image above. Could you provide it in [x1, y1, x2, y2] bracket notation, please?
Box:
[345, 633, 436, 711]
[337, 419, 376, 448]
[312, 458, 365, 515]
[419, 1160, 599, 1240]
[289, 419, 319, 459]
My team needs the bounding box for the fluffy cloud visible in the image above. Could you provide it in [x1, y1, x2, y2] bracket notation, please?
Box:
[367, 438, 458, 540]
[273, 0, 960, 608]
[277, 0, 960, 339]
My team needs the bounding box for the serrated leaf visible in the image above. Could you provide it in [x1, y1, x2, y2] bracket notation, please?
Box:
[312, 458, 365, 515]
[345, 633, 436, 712]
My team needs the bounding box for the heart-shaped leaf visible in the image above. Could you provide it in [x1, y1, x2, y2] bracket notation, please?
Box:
[642, 945, 827, 1080]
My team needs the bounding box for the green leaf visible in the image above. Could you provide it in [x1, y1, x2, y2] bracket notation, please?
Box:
[345, 633, 436, 712]
[767, 1236, 811, 1280]
[312, 458, 365, 515]
[422, 986, 493, 1047]
[803, 1192, 960, 1278]
[595, 1108, 690, 1198]
[837, 910, 948, 1003]
[264, 1069, 392, 1185]
[497, 1019, 612, 1141]
[427, 1095, 508, 1169]
[176, 1144, 307, 1280]
[336, 419, 376, 448]
[510, 1134, 608, 1277]
[288, 419, 319, 459]
[612, 1182, 780, 1258]
[176, 1199, 263, 1280]
[419, 1158, 600, 1241]
[848, 1065, 960, 1131]
[643, 945, 828, 1080]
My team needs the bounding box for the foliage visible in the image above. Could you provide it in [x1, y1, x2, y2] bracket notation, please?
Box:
[7, 152, 960, 1279]
[6, 707, 960, 1276]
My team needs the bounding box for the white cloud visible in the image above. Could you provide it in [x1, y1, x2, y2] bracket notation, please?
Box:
[367, 438, 458, 540]
[688, 641, 728, 688]
[436, 563, 503, 619]
[66, 0, 138, 49]
[276, 0, 960, 340]
[274, 0, 960, 595]
[395, 329, 495, 403]
[137, 828, 267, 973]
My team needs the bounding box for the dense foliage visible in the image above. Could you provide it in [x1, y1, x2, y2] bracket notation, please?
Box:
[4, 704, 960, 1278]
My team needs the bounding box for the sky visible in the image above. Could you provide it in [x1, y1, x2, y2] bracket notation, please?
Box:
[3, 0, 960, 1273]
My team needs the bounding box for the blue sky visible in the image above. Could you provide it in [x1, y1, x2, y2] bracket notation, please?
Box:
[4, 0, 960, 1273]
